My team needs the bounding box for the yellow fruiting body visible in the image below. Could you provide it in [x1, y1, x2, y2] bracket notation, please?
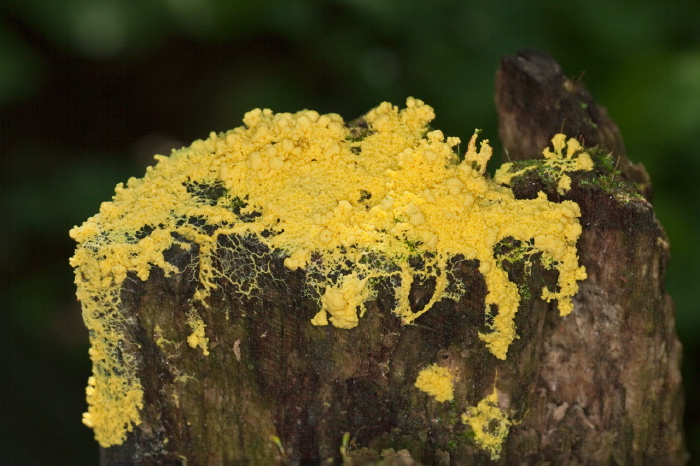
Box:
[70, 98, 589, 447]
[415, 364, 455, 402]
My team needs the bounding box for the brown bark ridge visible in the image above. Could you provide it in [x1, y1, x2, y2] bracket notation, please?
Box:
[98, 51, 685, 464]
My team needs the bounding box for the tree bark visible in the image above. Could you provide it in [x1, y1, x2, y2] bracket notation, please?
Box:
[99, 50, 685, 465]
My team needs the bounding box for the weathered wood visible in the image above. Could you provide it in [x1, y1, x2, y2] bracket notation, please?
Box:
[94, 51, 685, 464]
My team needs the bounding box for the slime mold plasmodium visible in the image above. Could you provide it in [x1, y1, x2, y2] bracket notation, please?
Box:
[414, 364, 513, 458]
[415, 364, 455, 402]
[70, 97, 590, 447]
[462, 388, 513, 460]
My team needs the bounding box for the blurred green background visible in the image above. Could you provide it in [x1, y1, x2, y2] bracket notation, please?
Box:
[1, 0, 698, 464]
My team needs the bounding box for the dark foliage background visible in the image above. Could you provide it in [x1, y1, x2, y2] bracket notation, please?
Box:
[1, 1, 698, 464]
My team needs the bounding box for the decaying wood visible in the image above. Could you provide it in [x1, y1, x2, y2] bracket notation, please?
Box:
[99, 50, 685, 464]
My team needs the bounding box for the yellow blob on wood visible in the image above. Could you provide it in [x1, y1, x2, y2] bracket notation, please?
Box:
[69, 98, 590, 446]
[415, 364, 455, 402]
[462, 388, 512, 460]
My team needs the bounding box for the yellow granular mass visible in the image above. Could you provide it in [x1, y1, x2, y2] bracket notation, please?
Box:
[462, 388, 512, 460]
[415, 365, 455, 402]
[70, 97, 589, 446]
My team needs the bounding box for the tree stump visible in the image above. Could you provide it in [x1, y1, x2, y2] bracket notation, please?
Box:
[71, 50, 685, 465]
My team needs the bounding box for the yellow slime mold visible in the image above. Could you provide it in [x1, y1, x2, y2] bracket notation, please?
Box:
[415, 364, 455, 402]
[462, 388, 513, 460]
[70, 98, 589, 446]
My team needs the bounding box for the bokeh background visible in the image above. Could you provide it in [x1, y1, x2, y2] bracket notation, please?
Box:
[1, 1, 698, 464]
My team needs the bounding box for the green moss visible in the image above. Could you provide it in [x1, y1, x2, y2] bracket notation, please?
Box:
[518, 283, 532, 301]
[577, 149, 645, 201]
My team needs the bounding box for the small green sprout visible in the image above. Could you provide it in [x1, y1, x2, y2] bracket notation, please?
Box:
[340, 431, 351, 458]
[270, 435, 286, 460]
